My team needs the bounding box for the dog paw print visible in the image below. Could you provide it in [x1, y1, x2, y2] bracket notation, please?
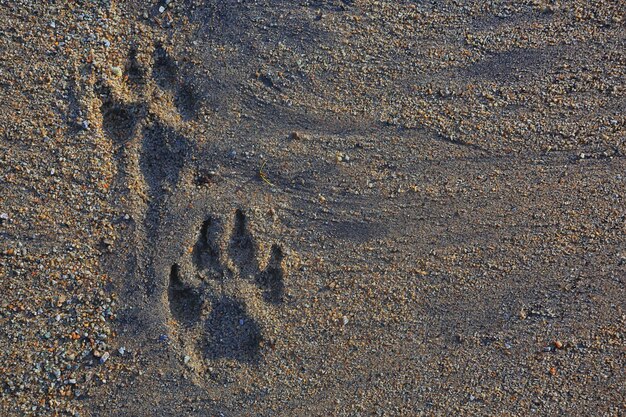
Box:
[98, 43, 201, 294]
[168, 209, 286, 365]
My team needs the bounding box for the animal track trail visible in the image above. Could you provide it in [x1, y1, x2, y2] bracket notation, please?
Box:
[168, 210, 287, 367]
[139, 122, 190, 245]
[98, 43, 202, 296]
[98, 44, 287, 371]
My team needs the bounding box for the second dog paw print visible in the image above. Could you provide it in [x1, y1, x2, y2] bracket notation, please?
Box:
[168, 209, 286, 364]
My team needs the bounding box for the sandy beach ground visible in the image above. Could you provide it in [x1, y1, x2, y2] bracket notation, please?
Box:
[1, 1, 624, 416]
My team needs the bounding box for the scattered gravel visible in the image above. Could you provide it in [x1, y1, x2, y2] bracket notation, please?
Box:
[1, 0, 624, 416]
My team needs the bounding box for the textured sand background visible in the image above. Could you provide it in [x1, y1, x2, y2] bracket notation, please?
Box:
[1, 1, 625, 416]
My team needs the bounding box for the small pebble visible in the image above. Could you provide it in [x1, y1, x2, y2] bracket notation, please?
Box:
[99, 351, 110, 364]
[110, 66, 122, 77]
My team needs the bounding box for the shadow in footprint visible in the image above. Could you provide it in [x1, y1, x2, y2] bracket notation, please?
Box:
[99, 89, 146, 206]
[204, 296, 261, 363]
[192, 217, 223, 278]
[152, 44, 199, 120]
[126, 46, 145, 87]
[101, 100, 138, 145]
[153, 44, 178, 88]
[140, 121, 189, 197]
[229, 209, 257, 276]
[140, 123, 189, 294]
[257, 244, 285, 304]
[175, 83, 200, 120]
[168, 264, 202, 326]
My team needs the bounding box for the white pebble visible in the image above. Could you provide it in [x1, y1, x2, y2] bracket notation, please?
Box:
[110, 66, 122, 77]
[99, 351, 110, 364]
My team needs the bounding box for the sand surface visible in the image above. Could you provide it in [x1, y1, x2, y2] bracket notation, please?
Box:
[1, 1, 625, 416]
